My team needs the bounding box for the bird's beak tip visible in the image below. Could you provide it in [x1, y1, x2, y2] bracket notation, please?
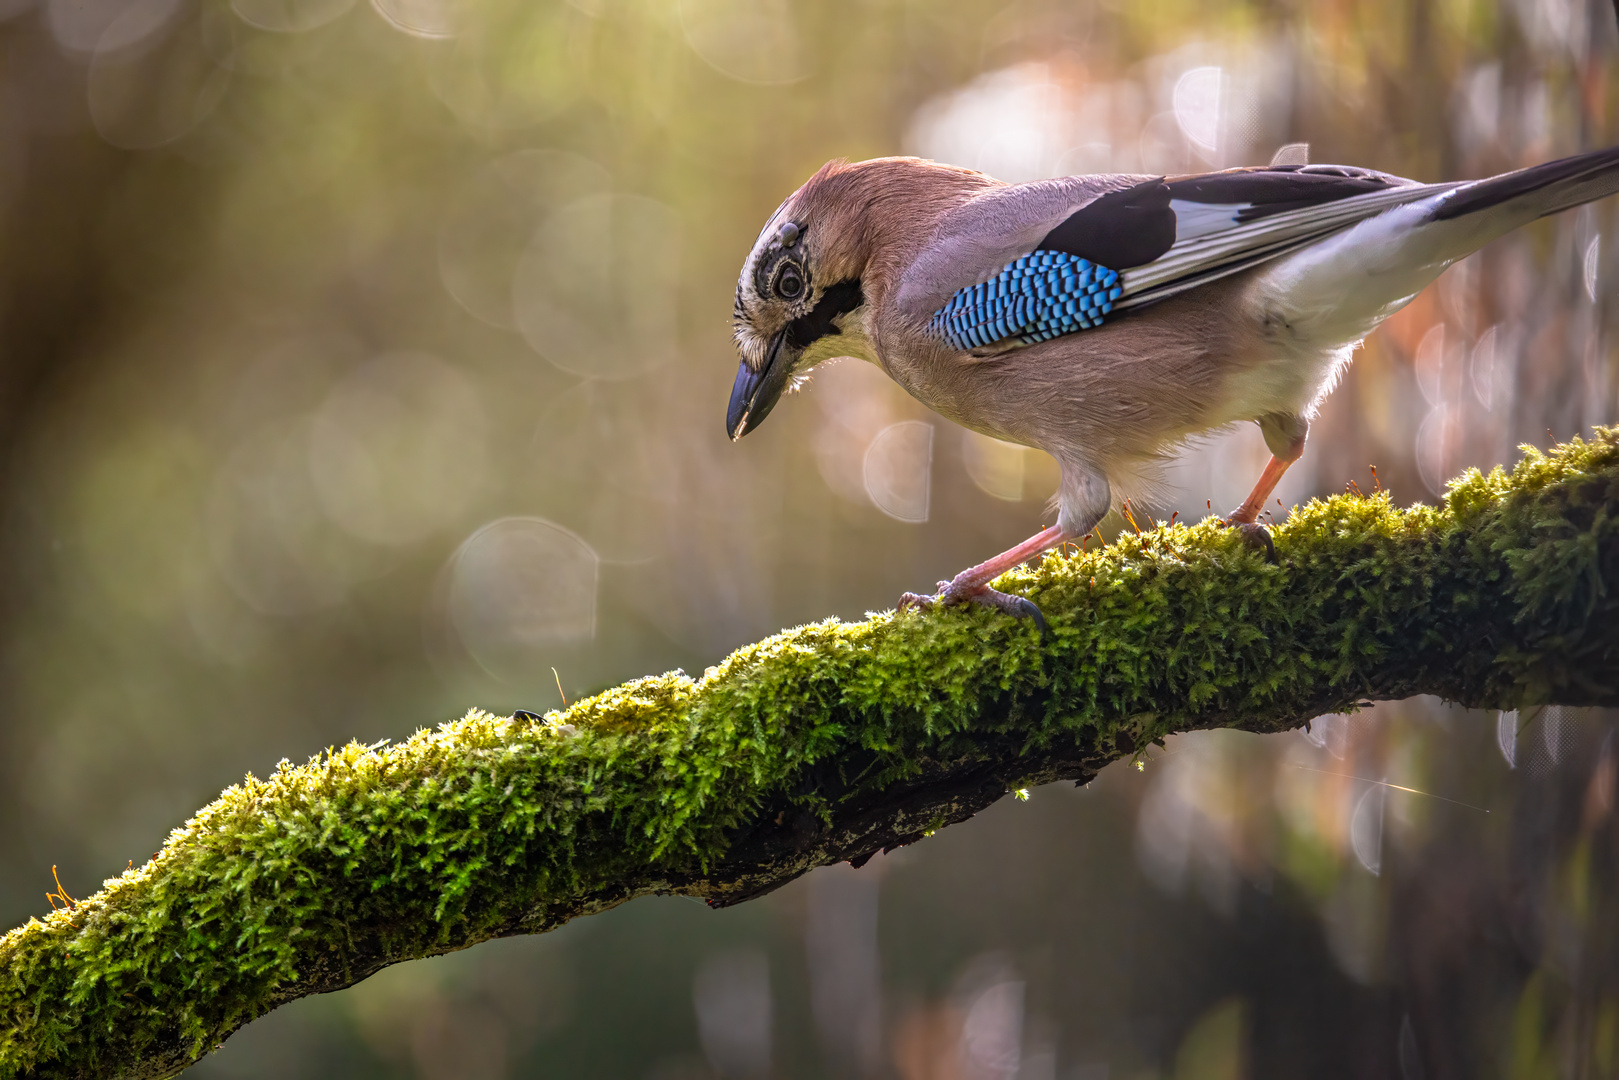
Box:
[727, 335, 789, 440]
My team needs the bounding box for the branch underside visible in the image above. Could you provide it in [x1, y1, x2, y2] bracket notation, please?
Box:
[4, 433, 1618, 1079]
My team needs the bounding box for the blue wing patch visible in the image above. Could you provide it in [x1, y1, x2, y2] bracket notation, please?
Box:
[928, 251, 1123, 351]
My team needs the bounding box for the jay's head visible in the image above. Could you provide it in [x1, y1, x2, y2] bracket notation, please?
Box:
[726, 157, 993, 440]
[727, 164, 870, 440]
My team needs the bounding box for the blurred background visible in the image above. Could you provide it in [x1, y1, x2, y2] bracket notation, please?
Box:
[0, 0, 1616, 1074]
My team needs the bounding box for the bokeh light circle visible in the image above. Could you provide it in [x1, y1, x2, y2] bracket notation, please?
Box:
[529, 379, 688, 564]
[199, 0, 345, 75]
[863, 421, 933, 523]
[439, 150, 611, 329]
[513, 194, 682, 380]
[88, 8, 231, 150]
[231, 0, 355, 33]
[677, 0, 811, 86]
[447, 517, 598, 678]
[1172, 66, 1222, 151]
[309, 352, 488, 545]
[961, 430, 1026, 502]
[51, 0, 179, 53]
[370, 0, 458, 38]
[207, 420, 384, 616]
[428, 1, 586, 130]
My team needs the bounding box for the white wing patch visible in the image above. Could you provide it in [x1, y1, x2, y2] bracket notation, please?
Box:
[1169, 198, 1253, 242]
[1118, 182, 1460, 311]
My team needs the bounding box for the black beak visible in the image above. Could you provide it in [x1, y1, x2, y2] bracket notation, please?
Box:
[726, 331, 794, 440]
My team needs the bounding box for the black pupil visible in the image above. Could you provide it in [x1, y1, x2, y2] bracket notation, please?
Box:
[779, 271, 802, 298]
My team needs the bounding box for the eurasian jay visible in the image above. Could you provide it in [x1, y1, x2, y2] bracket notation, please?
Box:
[727, 148, 1619, 626]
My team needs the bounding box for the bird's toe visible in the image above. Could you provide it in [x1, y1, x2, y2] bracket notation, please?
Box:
[970, 587, 1050, 636]
[912, 579, 1051, 638]
[935, 577, 979, 607]
[1232, 521, 1276, 562]
[897, 590, 937, 612]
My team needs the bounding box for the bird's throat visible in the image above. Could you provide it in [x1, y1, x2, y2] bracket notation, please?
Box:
[798, 303, 878, 369]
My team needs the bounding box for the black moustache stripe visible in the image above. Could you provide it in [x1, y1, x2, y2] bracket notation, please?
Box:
[784, 279, 864, 350]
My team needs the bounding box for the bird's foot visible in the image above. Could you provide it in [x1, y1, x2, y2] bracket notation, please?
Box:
[898, 576, 1050, 638]
[1221, 519, 1276, 562]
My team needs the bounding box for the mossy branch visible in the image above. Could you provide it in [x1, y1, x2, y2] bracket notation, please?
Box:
[4, 433, 1619, 1079]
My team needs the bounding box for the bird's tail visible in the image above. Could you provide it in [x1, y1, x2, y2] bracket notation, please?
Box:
[1255, 146, 1619, 350]
[1430, 145, 1619, 228]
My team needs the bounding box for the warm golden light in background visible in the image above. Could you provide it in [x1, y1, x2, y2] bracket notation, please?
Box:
[0, 0, 1615, 1073]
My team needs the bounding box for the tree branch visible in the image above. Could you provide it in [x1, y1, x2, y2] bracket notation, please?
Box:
[3, 432, 1618, 1079]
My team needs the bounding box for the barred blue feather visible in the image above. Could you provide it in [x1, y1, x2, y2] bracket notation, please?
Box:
[928, 251, 1123, 351]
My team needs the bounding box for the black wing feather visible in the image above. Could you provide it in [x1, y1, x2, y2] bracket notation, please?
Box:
[1165, 164, 1408, 221]
[1033, 166, 1411, 276]
[1037, 179, 1175, 269]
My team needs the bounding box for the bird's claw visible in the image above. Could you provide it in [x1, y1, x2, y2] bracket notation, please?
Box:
[897, 578, 1051, 639]
[1224, 520, 1276, 562]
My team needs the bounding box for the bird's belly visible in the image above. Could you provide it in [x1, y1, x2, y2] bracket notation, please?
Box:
[877, 281, 1359, 469]
[1211, 338, 1358, 424]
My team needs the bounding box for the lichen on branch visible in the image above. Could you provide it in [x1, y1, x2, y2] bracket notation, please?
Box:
[3, 431, 1617, 1080]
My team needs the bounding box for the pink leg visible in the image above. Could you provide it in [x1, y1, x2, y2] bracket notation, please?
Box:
[940, 524, 1070, 592]
[899, 523, 1072, 630]
[1228, 416, 1308, 527]
[1225, 454, 1295, 525]
[1223, 424, 1307, 561]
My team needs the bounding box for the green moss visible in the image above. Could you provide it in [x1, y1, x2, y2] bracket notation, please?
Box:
[3, 431, 1617, 1079]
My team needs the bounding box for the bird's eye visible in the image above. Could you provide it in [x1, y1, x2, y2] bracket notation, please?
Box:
[777, 267, 804, 300]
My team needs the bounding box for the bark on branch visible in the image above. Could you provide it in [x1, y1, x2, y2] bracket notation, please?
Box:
[3, 432, 1618, 1079]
